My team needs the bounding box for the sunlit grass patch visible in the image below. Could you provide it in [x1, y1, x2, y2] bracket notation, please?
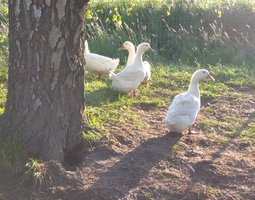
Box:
[84, 64, 255, 143]
[211, 65, 255, 88]
[198, 116, 236, 135]
[82, 129, 105, 146]
[199, 118, 220, 129]
[207, 134, 230, 144]
[24, 158, 46, 190]
[0, 88, 5, 114]
[240, 120, 255, 141]
[200, 82, 229, 100]
[172, 144, 185, 153]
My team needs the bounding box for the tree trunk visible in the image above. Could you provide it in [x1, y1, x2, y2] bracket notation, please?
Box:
[2, 0, 89, 161]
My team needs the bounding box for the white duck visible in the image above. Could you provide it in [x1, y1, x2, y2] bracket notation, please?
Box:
[110, 43, 154, 95]
[119, 41, 152, 82]
[84, 40, 119, 78]
[119, 41, 136, 67]
[164, 69, 215, 134]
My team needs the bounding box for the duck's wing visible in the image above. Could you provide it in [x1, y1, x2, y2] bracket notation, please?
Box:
[143, 61, 151, 80]
[86, 53, 117, 64]
[165, 93, 199, 125]
[113, 69, 145, 82]
[109, 58, 120, 72]
[86, 53, 119, 72]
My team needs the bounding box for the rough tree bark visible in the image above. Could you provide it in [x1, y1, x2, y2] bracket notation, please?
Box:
[2, 0, 89, 161]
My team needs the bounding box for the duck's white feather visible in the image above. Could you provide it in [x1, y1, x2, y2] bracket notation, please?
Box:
[110, 69, 145, 93]
[111, 42, 153, 93]
[164, 92, 200, 132]
[143, 61, 151, 81]
[126, 50, 136, 67]
[84, 41, 119, 75]
[164, 69, 214, 133]
[120, 41, 152, 82]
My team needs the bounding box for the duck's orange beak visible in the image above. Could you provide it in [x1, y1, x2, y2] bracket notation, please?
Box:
[149, 47, 155, 52]
[207, 74, 215, 81]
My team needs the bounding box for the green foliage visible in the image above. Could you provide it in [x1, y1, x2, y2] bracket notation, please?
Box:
[240, 121, 255, 141]
[25, 158, 46, 190]
[212, 65, 255, 87]
[172, 143, 185, 153]
[0, 0, 8, 77]
[0, 0, 8, 22]
[87, 0, 255, 67]
[0, 66, 7, 115]
[83, 64, 255, 141]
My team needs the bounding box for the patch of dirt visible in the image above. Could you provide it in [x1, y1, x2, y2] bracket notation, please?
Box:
[0, 170, 32, 200]
[1, 90, 255, 200]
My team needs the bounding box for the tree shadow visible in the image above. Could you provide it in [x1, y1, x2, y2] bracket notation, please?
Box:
[73, 133, 182, 199]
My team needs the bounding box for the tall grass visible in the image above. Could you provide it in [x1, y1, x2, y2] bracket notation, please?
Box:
[0, 0, 8, 115]
[0, 135, 27, 176]
[0, 0, 8, 68]
[86, 0, 255, 67]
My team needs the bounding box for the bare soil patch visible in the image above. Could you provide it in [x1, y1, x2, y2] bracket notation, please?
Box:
[1, 90, 255, 200]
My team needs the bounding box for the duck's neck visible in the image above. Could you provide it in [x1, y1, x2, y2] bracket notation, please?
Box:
[188, 76, 200, 99]
[133, 49, 144, 66]
[127, 46, 136, 66]
[85, 41, 90, 54]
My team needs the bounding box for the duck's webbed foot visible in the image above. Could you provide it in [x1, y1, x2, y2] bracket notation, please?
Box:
[132, 90, 136, 96]
[96, 74, 103, 79]
[188, 127, 192, 134]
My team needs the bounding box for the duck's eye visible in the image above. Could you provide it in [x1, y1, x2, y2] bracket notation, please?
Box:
[203, 71, 206, 74]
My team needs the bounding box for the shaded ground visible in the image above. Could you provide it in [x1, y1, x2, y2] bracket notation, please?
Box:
[1, 90, 255, 200]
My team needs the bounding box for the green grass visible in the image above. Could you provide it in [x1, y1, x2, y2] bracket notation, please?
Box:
[240, 121, 255, 141]
[83, 63, 255, 143]
[24, 158, 46, 190]
[198, 89, 255, 142]
[0, 0, 8, 69]
[0, 135, 28, 176]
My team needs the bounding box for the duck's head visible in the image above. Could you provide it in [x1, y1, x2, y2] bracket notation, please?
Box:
[119, 41, 135, 51]
[137, 43, 154, 54]
[192, 69, 215, 82]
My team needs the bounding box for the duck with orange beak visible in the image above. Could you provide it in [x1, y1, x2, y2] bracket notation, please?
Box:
[164, 69, 215, 134]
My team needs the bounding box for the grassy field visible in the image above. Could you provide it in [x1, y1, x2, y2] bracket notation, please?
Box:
[0, 0, 255, 185]
[81, 0, 255, 146]
[84, 63, 255, 142]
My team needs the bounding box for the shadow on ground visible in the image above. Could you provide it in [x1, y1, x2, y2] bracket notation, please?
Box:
[73, 133, 182, 200]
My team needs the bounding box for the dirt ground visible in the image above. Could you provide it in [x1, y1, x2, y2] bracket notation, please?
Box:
[1, 90, 255, 200]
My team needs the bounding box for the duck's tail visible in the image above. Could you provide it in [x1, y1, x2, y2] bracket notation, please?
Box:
[110, 58, 120, 73]
[109, 70, 116, 80]
[143, 61, 151, 81]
